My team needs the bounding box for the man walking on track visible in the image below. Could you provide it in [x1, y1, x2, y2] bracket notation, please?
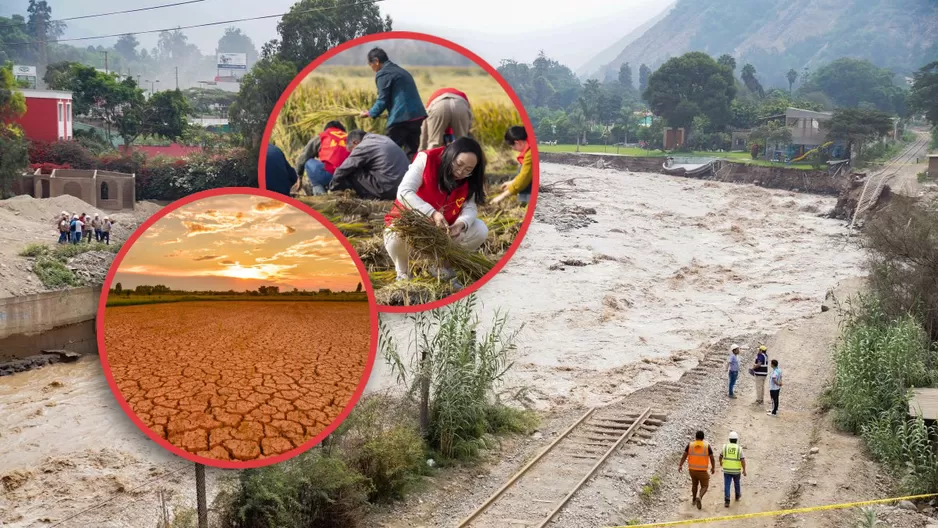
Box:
[719, 431, 747, 507]
[420, 87, 472, 150]
[752, 345, 768, 404]
[360, 47, 427, 161]
[768, 359, 783, 417]
[678, 430, 716, 510]
[728, 344, 741, 398]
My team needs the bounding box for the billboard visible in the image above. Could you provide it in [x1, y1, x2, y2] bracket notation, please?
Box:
[216, 53, 247, 70]
[14, 65, 37, 89]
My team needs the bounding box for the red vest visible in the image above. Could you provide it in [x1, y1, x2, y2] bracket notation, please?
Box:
[385, 147, 470, 227]
[517, 145, 530, 165]
[427, 88, 470, 136]
[318, 127, 350, 174]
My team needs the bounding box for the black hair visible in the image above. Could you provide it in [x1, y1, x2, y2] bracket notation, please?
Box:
[438, 137, 486, 205]
[504, 125, 528, 145]
[770, 359, 779, 367]
[695, 430, 704, 440]
[729, 438, 738, 444]
[324, 121, 346, 132]
[367, 47, 389, 64]
[347, 129, 367, 143]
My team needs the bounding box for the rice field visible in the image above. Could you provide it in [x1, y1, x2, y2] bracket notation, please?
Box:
[270, 66, 523, 173]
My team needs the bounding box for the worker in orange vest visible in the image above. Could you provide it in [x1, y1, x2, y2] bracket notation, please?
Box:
[678, 430, 716, 510]
[295, 121, 351, 195]
[419, 87, 472, 151]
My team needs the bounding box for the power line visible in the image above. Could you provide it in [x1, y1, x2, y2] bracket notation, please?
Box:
[0, 0, 207, 30]
[4, 0, 387, 47]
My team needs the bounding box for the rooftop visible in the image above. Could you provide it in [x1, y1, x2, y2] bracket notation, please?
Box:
[764, 107, 834, 121]
[18, 89, 73, 100]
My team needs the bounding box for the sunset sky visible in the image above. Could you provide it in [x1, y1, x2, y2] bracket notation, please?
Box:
[114, 195, 363, 292]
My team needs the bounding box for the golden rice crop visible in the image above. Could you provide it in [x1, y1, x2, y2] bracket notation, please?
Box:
[471, 101, 521, 150]
[388, 209, 495, 282]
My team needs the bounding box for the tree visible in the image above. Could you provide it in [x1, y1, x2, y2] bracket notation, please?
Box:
[822, 107, 894, 160]
[909, 61, 938, 125]
[26, 0, 66, 65]
[741, 63, 764, 98]
[272, 0, 391, 67]
[117, 87, 191, 147]
[157, 29, 197, 62]
[0, 63, 26, 123]
[803, 58, 907, 115]
[229, 56, 297, 148]
[114, 34, 139, 62]
[638, 63, 651, 96]
[643, 52, 736, 130]
[786, 69, 798, 95]
[217, 27, 259, 66]
[355, 282, 362, 293]
[618, 62, 634, 92]
[0, 63, 28, 198]
[748, 120, 793, 156]
[115, 283, 123, 295]
[0, 16, 31, 64]
[717, 54, 736, 72]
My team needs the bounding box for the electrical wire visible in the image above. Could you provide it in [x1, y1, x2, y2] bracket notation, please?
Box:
[0, 0, 207, 30]
[3, 0, 387, 47]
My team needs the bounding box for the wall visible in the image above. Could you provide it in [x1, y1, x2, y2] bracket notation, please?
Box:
[540, 152, 850, 196]
[13, 97, 57, 143]
[0, 286, 101, 361]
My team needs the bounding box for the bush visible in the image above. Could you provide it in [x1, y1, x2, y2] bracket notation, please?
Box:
[862, 411, 938, 494]
[334, 395, 426, 502]
[216, 451, 371, 528]
[484, 404, 540, 435]
[750, 143, 761, 159]
[33, 257, 80, 288]
[29, 139, 95, 168]
[73, 129, 114, 155]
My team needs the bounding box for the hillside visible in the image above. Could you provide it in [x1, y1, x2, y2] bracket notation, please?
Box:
[590, 0, 938, 89]
[576, 2, 676, 80]
[323, 39, 473, 67]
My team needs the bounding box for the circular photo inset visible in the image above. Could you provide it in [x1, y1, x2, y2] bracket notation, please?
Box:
[97, 188, 377, 468]
[262, 31, 538, 311]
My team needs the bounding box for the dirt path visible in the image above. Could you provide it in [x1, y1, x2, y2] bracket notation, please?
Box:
[885, 129, 931, 197]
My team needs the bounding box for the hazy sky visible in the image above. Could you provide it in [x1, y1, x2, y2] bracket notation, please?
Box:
[114, 195, 361, 292]
[4, 0, 668, 70]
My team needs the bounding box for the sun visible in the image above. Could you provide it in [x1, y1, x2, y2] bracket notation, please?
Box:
[217, 263, 276, 281]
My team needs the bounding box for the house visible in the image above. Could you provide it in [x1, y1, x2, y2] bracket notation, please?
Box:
[12, 89, 74, 142]
[760, 107, 846, 161]
[929, 155, 938, 178]
[13, 168, 135, 211]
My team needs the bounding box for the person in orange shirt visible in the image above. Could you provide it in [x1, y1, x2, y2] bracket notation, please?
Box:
[294, 121, 350, 195]
[678, 430, 716, 510]
[492, 126, 533, 205]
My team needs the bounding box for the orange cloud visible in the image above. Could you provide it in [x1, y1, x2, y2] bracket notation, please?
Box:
[253, 200, 286, 212]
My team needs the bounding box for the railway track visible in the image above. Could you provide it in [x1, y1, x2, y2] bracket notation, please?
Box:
[454, 347, 736, 527]
[849, 134, 930, 228]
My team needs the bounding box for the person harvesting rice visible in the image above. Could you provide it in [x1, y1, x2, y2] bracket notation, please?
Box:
[492, 126, 533, 205]
[295, 121, 351, 196]
[419, 87, 472, 151]
[383, 137, 489, 285]
[359, 47, 427, 162]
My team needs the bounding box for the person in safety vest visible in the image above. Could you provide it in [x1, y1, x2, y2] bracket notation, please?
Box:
[678, 430, 716, 510]
[719, 431, 747, 507]
[419, 88, 472, 151]
[492, 126, 534, 206]
[383, 137, 489, 286]
[295, 121, 350, 196]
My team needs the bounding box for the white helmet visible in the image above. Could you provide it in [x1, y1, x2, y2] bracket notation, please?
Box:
[728, 431, 739, 441]
[730, 344, 740, 352]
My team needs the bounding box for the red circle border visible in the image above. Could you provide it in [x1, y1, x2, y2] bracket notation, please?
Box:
[257, 30, 540, 314]
[95, 186, 380, 469]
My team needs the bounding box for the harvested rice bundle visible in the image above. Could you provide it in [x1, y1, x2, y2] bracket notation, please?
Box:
[375, 279, 455, 306]
[388, 209, 494, 282]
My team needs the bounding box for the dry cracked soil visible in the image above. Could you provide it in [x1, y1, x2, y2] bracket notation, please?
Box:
[103, 300, 371, 462]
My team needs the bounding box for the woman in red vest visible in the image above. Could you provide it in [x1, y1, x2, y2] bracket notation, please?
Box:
[492, 126, 533, 205]
[384, 137, 489, 285]
[294, 121, 350, 195]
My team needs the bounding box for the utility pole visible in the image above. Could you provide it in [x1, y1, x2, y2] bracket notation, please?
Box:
[195, 463, 207, 528]
[175, 67, 179, 90]
[104, 51, 108, 74]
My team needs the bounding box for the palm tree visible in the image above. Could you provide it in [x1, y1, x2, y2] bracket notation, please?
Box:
[569, 108, 587, 152]
[786, 69, 798, 95]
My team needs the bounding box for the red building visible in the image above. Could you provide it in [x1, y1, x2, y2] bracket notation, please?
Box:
[13, 89, 74, 142]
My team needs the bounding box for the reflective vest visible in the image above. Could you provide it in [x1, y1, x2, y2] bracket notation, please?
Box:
[385, 147, 470, 227]
[318, 127, 350, 174]
[721, 443, 743, 474]
[687, 441, 710, 471]
[427, 88, 469, 136]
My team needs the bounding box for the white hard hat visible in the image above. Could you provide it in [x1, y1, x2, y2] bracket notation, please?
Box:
[728, 431, 739, 440]
[61, 211, 68, 216]
[730, 344, 740, 351]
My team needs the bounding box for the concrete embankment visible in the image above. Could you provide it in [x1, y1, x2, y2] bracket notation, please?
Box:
[540, 152, 851, 196]
[0, 286, 100, 362]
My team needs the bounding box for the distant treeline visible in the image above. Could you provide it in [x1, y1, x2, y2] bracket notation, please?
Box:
[109, 283, 365, 297]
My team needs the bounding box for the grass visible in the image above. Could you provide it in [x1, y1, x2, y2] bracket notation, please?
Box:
[537, 144, 818, 170]
[270, 69, 521, 174]
[640, 475, 662, 500]
[917, 171, 931, 183]
[105, 292, 368, 307]
[19, 241, 120, 289]
[298, 190, 526, 306]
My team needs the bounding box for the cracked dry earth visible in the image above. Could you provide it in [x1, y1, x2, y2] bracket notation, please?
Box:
[103, 301, 370, 462]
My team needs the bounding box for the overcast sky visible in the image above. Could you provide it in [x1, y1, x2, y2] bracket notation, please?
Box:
[2, 0, 666, 69]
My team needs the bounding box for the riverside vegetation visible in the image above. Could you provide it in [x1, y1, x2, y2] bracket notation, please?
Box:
[208, 296, 538, 527]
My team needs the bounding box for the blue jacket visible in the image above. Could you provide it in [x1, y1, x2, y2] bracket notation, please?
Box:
[265, 144, 298, 196]
[368, 61, 427, 129]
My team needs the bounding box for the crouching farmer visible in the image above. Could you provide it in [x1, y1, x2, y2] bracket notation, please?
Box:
[295, 121, 350, 196]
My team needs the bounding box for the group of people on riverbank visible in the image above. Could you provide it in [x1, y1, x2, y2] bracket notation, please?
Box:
[676, 344, 784, 511]
[57, 211, 112, 245]
[265, 47, 534, 287]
